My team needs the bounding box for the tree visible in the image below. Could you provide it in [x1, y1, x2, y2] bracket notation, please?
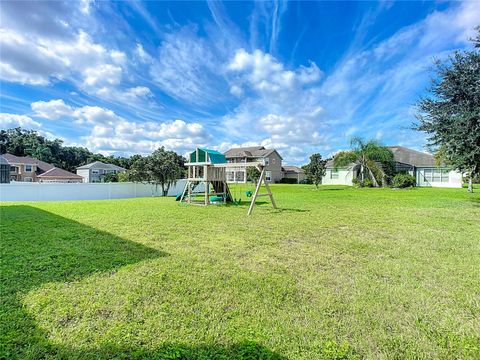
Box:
[103, 172, 118, 182]
[333, 137, 395, 187]
[415, 28, 480, 192]
[0, 127, 141, 172]
[305, 153, 327, 188]
[246, 166, 261, 182]
[129, 147, 185, 196]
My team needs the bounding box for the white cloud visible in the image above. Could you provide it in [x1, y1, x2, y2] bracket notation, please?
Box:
[149, 26, 229, 106]
[0, 113, 41, 128]
[83, 64, 122, 88]
[0, 27, 127, 93]
[227, 49, 321, 94]
[135, 43, 152, 63]
[26, 99, 209, 155]
[31, 99, 73, 120]
[222, 49, 329, 163]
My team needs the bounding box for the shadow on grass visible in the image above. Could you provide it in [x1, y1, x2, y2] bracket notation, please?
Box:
[274, 208, 309, 213]
[0, 205, 285, 359]
[55, 341, 287, 359]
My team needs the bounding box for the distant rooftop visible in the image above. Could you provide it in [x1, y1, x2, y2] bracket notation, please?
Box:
[77, 161, 125, 171]
[326, 146, 439, 168]
[1, 153, 81, 178]
[224, 146, 282, 160]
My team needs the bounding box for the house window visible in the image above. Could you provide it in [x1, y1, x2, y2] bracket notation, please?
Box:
[24, 177, 33, 182]
[227, 171, 234, 181]
[265, 157, 270, 166]
[330, 169, 339, 179]
[25, 164, 33, 172]
[92, 170, 99, 174]
[266, 171, 272, 182]
[424, 169, 449, 182]
[10, 166, 16, 172]
[272, 158, 276, 164]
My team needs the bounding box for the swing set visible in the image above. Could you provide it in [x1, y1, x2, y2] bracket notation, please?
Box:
[178, 148, 277, 215]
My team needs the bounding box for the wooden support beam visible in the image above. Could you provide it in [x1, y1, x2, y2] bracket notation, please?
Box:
[247, 165, 277, 215]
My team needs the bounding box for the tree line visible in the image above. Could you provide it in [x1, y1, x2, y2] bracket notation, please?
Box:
[0, 128, 186, 194]
[0, 128, 140, 172]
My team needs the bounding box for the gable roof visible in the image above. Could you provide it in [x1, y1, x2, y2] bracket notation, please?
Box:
[0, 155, 10, 166]
[388, 146, 437, 167]
[76, 161, 125, 171]
[224, 146, 282, 160]
[2, 153, 55, 174]
[282, 165, 304, 173]
[37, 168, 83, 179]
[325, 146, 438, 168]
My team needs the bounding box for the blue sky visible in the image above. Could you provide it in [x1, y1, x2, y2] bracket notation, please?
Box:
[0, 1, 478, 164]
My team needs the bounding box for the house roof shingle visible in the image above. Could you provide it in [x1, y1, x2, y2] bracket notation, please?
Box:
[387, 146, 437, 167]
[37, 167, 83, 178]
[325, 146, 438, 168]
[282, 165, 304, 173]
[224, 146, 282, 159]
[76, 161, 125, 171]
[2, 153, 55, 174]
[0, 155, 10, 166]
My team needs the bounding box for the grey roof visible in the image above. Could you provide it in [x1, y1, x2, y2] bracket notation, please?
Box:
[224, 146, 282, 160]
[0, 155, 10, 165]
[388, 146, 437, 167]
[76, 161, 125, 171]
[325, 146, 438, 168]
[282, 165, 304, 173]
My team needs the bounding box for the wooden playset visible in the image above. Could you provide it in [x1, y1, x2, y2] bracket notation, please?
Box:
[179, 148, 276, 215]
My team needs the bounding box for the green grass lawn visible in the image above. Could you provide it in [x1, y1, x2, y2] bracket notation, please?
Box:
[1, 185, 480, 359]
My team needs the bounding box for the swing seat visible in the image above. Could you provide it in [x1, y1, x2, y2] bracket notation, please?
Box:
[245, 190, 253, 197]
[209, 195, 224, 202]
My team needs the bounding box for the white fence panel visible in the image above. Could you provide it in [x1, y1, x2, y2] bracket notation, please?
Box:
[0, 180, 188, 202]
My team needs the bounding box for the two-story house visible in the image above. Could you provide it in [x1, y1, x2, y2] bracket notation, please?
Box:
[1, 153, 83, 183]
[76, 161, 125, 183]
[224, 146, 283, 183]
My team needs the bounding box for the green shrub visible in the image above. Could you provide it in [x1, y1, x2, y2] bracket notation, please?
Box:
[392, 173, 416, 188]
[279, 178, 298, 184]
[363, 178, 374, 188]
[352, 178, 374, 188]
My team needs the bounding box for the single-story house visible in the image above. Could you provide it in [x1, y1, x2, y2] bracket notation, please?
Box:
[322, 145, 463, 188]
[282, 166, 306, 183]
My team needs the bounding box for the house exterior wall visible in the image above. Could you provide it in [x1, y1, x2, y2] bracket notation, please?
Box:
[76, 169, 90, 183]
[225, 151, 283, 183]
[9, 163, 38, 182]
[322, 168, 354, 185]
[415, 168, 462, 188]
[265, 151, 283, 182]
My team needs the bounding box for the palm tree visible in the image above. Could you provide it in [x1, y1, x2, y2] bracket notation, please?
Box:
[333, 137, 395, 187]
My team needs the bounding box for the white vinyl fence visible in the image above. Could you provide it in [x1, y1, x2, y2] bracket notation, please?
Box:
[0, 181, 188, 202]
